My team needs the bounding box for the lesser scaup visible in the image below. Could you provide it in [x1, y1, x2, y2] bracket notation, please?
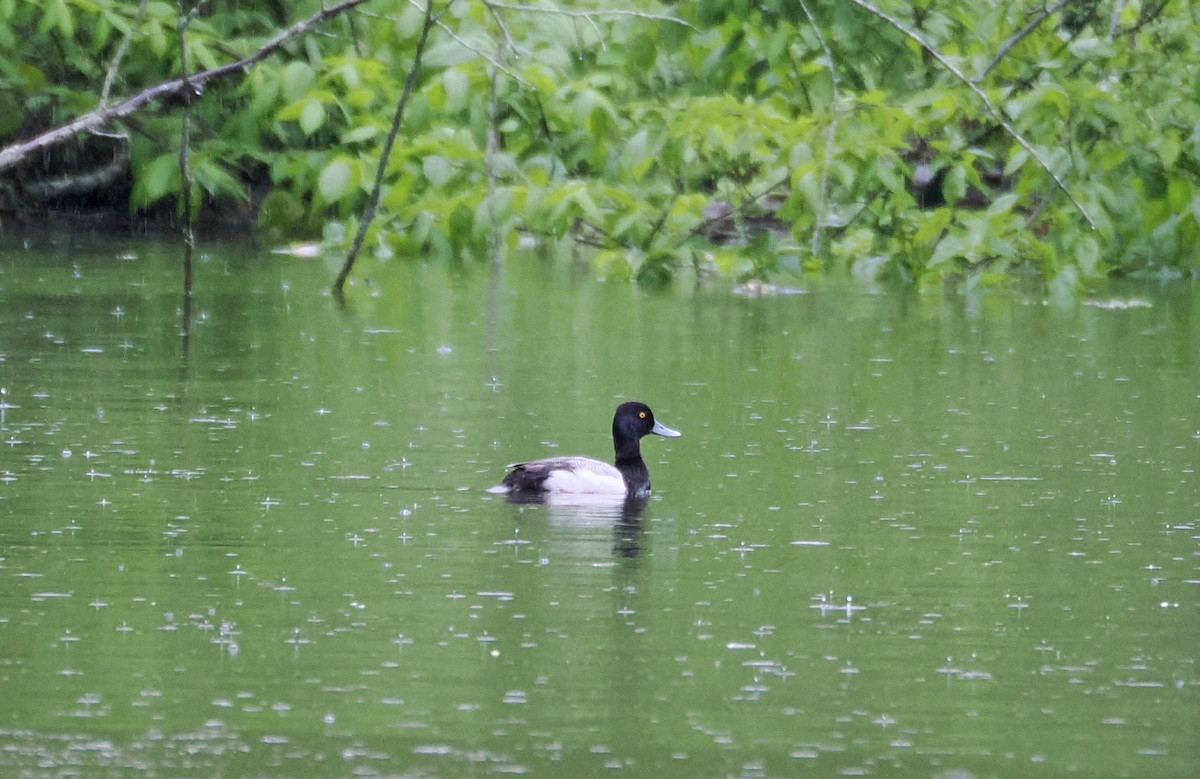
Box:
[490, 401, 681, 498]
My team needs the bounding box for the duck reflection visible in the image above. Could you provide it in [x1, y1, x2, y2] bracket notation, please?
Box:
[612, 496, 648, 558]
[503, 492, 649, 558]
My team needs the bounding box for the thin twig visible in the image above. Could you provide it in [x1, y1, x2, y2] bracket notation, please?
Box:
[684, 173, 790, 244]
[485, 4, 509, 265]
[417, 0, 531, 89]
[334, 0, 442, 294]
[484, 1, 696, 30]
[488, 1, 517, 52]
[977, 0, 1074, 82]
[847, 0, 1095, 228]
[101, 0, 149, 106]
[796, 0, 841, 257]
[345, 1, 365, 58]
[178, 1, 208, 302]
[1109, 0, 1128, 40]
[580, 14, 606, 50]
[177, 0, 207, 353]
[0, 0, 371, 173]
[1121, 0, 1169, 37]
[641, 191, 677, 250]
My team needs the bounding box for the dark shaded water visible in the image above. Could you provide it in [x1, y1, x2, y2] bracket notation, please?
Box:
[1, 233, 1197, 776]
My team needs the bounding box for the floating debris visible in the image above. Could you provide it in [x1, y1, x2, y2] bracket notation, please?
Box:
[733, 279, 807, 297]
[1082, 298, 1152, 310]
[271, 242, 324, 258]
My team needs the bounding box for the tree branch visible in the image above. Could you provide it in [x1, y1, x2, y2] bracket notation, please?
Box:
[483, 2, 696, 30]
[427, 0, 532, 89]
[846, 0, 1095, 228]
[101, 0, 149, 106]
[977, 0, 1075, 82]
[796, 0, 841, 257]
[485, 4, 511, 265]
[334, 0, 442, 295]
[179, 1, 208, 302]
[0, 0, 371, 173]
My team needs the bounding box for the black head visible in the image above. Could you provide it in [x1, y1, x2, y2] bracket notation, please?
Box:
[612, 401, 681, 459]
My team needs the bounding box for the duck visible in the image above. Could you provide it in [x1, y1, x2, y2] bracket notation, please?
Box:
[489, 401, 681, 498]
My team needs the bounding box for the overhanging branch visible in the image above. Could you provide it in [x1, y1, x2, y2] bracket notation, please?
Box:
[0, 0, 371, 173]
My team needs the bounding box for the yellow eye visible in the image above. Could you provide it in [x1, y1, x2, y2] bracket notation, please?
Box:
[639, 411, 646, 419]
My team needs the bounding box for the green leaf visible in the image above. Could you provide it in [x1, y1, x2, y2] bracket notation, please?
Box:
[17, 62, 47, 90]
[574, 187, 605, 226]
[627, 33, 656, 72]
[1004, 148, 1029, 177]
[593, 249, 633, 279]
[281, 61, 316, 102]
[299, 99, 325, 135]
[256, 189, 305, 232]
[423, 155, 453, 187]
[913, 209, 952, 246]
[319, 158, 355, 203]
[1157, 134, 1181, 170]
[1167, 178, 1191, 213]
[793, 168, 821, 211]
[941, 165, 967, 205]
[443, 67, 469, 112]
[449, 202, 474, 241]
[194, 159, 246, 201]
[50, 0, 73, 37]
[620, 129, 653, 181]
[1068, 35, 1114, 61]
[140, 153, 180, 204]
[1074, 235, 1101, 276]
[986, 193, 1019, 217]
[190, 40, 220, 72]
[928, 231, 963, 269]
[342, 125, 380, 145]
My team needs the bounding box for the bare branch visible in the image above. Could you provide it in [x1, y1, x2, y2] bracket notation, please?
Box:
[483, 2, 696, 30]
[334, 0, 442, 294]
[1109, 0, 1128, 41]
[178, 1, 209, 301]
[846, 0, 1095, 228]
[486, 1, 517, 54]
[0, 0, 371, 173]
[485, 5, 511, 265]
[418, 0, 532, 89]
[796, 0, 841, 257]
[20, 148, 130, 200]
[101, 0, 149, 107]
[977, 0, 1075, 82]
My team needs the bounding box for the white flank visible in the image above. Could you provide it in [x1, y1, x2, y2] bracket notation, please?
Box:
[543, 459, 626, 495]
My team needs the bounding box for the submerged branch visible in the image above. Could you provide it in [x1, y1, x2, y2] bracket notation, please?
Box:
[179, 1, 207, 301]
[0, 0, 371, 173]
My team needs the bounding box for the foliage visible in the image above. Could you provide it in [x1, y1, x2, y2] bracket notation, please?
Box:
[1, 0, 1198, 289]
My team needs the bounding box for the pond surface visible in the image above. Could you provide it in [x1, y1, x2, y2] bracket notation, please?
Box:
[1, 232, 1197, 777]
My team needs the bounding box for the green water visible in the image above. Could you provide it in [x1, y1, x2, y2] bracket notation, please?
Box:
[1, 233, 1197, 777]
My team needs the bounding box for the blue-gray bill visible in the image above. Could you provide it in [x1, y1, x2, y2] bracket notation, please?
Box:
[651, 419, 682, 438]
